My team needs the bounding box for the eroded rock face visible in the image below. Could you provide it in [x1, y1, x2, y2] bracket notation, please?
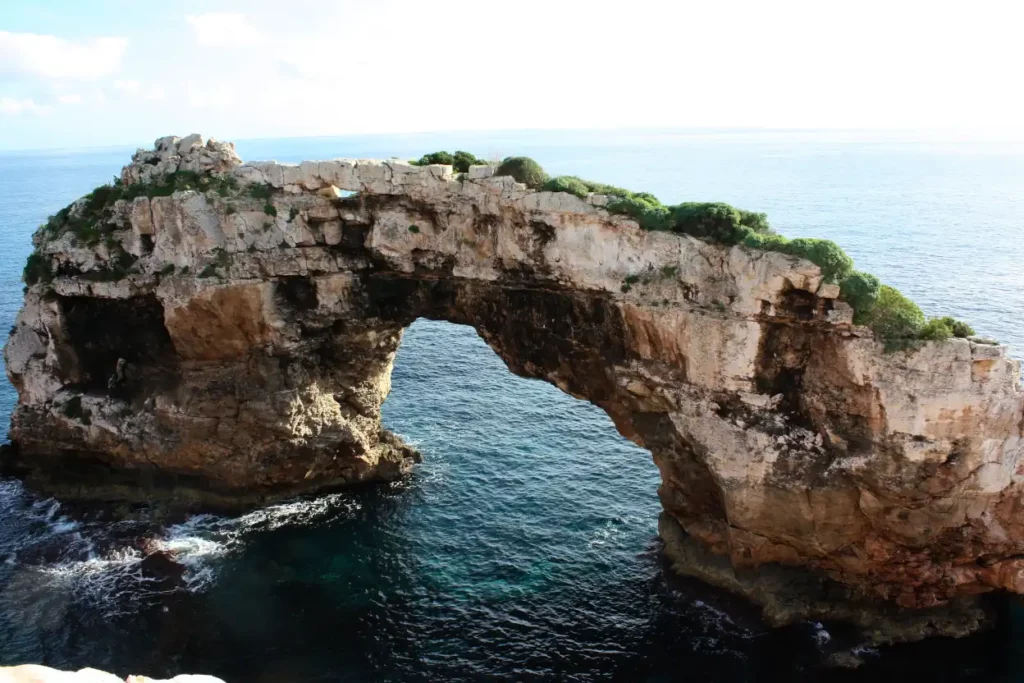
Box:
[5, 135, 1024, 618]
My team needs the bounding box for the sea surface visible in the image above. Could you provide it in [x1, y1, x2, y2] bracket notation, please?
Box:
[0, 130, 1023, 681]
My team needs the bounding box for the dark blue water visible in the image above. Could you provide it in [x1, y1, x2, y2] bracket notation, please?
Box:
[0, 131, 1023, 681]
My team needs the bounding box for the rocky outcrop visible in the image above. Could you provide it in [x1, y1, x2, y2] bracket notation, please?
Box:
[5, 135, 1024, 628]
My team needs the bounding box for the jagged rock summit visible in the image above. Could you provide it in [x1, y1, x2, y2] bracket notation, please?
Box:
[5, 135, 1024, 638]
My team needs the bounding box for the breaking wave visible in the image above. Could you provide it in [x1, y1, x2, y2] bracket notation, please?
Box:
[0, 478, 362, 616]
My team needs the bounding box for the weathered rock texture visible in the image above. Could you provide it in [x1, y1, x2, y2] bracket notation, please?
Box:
[5, 135, 1024, 623]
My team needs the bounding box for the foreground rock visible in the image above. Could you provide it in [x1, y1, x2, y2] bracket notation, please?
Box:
[5, 135, 1024, 633]
[0, 666, 223, 682]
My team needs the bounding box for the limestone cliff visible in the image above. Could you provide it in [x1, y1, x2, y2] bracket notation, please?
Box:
[5, 135, 1024, 628]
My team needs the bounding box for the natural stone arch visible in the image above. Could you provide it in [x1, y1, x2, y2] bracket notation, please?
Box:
[5, 135, 1024, 636]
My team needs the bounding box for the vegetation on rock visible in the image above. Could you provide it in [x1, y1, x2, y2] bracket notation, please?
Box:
[495, 157, 548, 189]
[515, 163, 977, 347]
[22, 253, 52, 286]
[410, 151, 488, 173]
[21, 155, 978, 351]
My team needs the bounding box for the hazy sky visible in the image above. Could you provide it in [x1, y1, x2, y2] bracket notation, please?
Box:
[1, 0, 1022, 150]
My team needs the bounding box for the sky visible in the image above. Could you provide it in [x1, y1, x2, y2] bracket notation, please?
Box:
[0, 0, 1022, 150]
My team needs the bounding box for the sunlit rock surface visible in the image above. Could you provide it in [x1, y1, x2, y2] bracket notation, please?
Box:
[5, 135, 1024, 628]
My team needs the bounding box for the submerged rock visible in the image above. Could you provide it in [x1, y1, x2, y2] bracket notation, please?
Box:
[5, 135, 1024, 638]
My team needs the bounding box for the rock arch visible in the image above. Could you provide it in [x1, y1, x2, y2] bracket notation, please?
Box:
[5, 135, 1024, 628]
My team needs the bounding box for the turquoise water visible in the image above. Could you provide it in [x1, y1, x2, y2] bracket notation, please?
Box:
[0, 131, 1022, 681]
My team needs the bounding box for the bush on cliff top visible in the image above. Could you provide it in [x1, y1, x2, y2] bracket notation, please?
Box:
[410, 151, 489, 173]
[23, 152, 979, 351]
[856, 285, 925, 339]
[495, 156, 549, 189]
[514, 162, 980, 347]
[743, 232, 854, 283]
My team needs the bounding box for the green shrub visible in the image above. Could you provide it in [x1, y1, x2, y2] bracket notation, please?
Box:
[839, 271, 881, 315]
[606, 196, 673, 231]
[248, 184, 274, 200]
[858, 285, 925, 340]
[408, 225, 420, 234]
[495, 156, 548, 189]
[918, 318, 954, 341]
[582, 181, 634, 198]
[264, 203, 277, 217]
[160, 263, 176, 276]
[23, 253, 53, 285]
[542, 176, 591, 198]
[452, 151, 486, 173]
[198, 264, 219, 278]
[779, 238, 853, 284]
[411, 151, 454, 167]
[672, 202, 769, 245]
[741, 233, 853, 283]
[933, 316, 975, 338]
[742, 231, 790, 251]
[289, 207, 300, 221]
[410, 151, 488, 173]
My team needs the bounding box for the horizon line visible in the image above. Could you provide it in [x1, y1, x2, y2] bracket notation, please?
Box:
[2, 125, 1022, 155]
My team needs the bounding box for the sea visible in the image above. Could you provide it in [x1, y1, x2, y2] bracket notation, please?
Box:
[0, 130, 1022, 682]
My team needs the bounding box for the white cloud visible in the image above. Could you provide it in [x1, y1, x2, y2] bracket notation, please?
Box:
[57, 94, 82, 105]
[112, 80, 139, 91]
[0, 31, 127, 82]
[143, 86, 166, 102]
[186, 13, 264, 47]
[0, 97, 52, 116]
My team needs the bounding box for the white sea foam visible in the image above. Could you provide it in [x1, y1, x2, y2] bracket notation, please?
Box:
[0, 475, 361, 613]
